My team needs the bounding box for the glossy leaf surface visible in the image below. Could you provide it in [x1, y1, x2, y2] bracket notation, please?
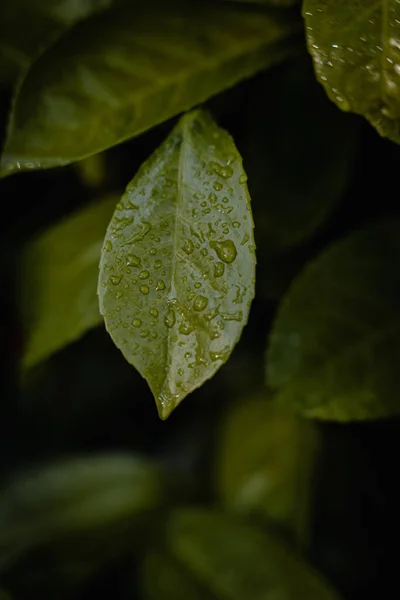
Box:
[267, 219, 400, 420]
[166, 508, 341, 600]
[0, 0, 122, 85]
[0, 2, 298, 177]
[98, 110, 256, 419]
[215, 397, 319, 544]
[303, 0, 400, 142]
[21, 196, 117, 369]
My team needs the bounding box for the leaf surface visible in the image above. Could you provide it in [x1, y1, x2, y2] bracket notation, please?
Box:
[165, 508, 341, 600]
[0, 2, 298, 177]
[98, 110, 256, 419]
[215, 396, 319, 544]
[303, 0, 400, 142]
[266, 219, 400, 420]
[21, 196, 117, 369]
[0, 0, 122, 85]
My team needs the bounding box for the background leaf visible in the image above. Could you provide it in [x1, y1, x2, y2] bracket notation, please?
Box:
[244, 53, 359, 249]
[303, 0, 400, 143]
[0, 0, 123, 85]
[0, 1, 299, 177]
[21, 195, 117, 369]
[99, 110, 256, 419]
[215, 396, 319, 545]
[165, 508, 341, 600]
[266, 218, 400, 420]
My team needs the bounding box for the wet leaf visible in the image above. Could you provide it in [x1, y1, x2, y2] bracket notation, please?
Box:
[141, 551, 214, 600]
[98, 110, 256, 419]
[0, 2, 299, 177]
[303, 0, 400, 143]
[21, 196, 117, 369]
[165, 508, 341, 600]
[266, 219, 400, 420]
[215, 396, 319, 544]
[0, 453, 167, 572]
[245, 54, 358, 249]
[0, 0, 122, 85]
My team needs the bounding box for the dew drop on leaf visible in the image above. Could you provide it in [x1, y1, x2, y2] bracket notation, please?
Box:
[210, 240, 237, 263]
[139, 285, 149, 295]
[193, 295, 209, 311]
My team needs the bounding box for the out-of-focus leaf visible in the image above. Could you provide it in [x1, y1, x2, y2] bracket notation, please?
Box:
[0, 453, 167, 572]
[215, 396, 319, 544]
[303, 0, 400, 143]
[228, 0, 298, 6]
[165, 508, 341, 600]
[99, 110, 256, 419]
[0, 2, 299, 177]
[21, 195, 117, 369]
[266, 218, 400, 420]
[141, 551, 214, 600]
[245, 54, 358, 250]
[0, 1, 123, 85]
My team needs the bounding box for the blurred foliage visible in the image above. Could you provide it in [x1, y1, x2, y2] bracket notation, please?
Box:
[1, 0, 400, 599]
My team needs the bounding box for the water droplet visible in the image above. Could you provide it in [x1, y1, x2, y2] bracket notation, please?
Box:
[193, 295, 208, 311]
[139, 285, 149, 295]
[150, 309, 159, 318]
[116, 290, 124, 299]
[140, 329, 149, 338]
[104, 240, 113, 252]
[210, 240, 237, 263]
[213, 181, 223, 191]
[223, 228, 229, 235]
[201, 248, 208, 256]
[203, 208, 211, 214]
[183, 240, 194, 255]
[154, 259, 162, 269]
[194, 282, 202, 289]
[178, 368, 184, 376]
[140, 270, 150, 279]
[150, 248, 156, 255]
[132, 319, 142, 327]
[164, 309, 176, 328]
[232, 221, 240, 228]
[201, 201, 207, 207]
[209, 193, 217, 203]
[222, 197, 229, 203]
[156, 280, 166, 291]
[179, 322, 194, 335]
[126, 254, 141, 267]
[110, 274, 122, 285]
[214, 262, 225, 277]
[209, 161, 233, 179]
[239, 173, 247, 184]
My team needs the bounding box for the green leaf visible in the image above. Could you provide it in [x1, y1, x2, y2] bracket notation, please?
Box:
[303, 0, 400, 143]
[21, 196, 117, 370]
[141, 551, 215, 600]
[98, 110, 256, 419]
[215, 396, 319, 544]
[0, 1, 299, 177]
[0, 453, 167, 572]
[0, 1, 123, 85]
[245, 54, 358, 249]
[266, 218, 400, 420]
[165, 508, 341, 600]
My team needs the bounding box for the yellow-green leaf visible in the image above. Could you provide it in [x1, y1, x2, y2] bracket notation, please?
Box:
[303, 0, 400, 142]
[266, 218, 400, 420]
[165, 508, 341, 600]
[98, 110, 256, 419]
[0, 2, 299, 177]
[21, 196, 117, 369]
[215, 397, 319, 544]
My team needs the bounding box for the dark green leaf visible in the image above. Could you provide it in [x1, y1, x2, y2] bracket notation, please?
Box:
[141, 551, 214, 600]
[245, 54, 358, 249]
[215, 396, 319, 544]
[0, 1, 122, 85]
[98, 110, 256, 419]
[21, 196, 117, 369]
[266, 219, 400, 420]
[303, 0, 400, 143]
[165, 508, 341, 600]
[0, 453, 167, 572]
[0, 2, 299, 177]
